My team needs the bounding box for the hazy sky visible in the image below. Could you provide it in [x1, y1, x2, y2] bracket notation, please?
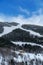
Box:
[0, 0, 43, 25]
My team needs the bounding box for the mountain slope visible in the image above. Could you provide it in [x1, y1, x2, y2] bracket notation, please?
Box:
[2, 28, 43, 45]
[0, 22, 43, 65]
[0, 22, 43, 44]
[22, 24, 43, 35]
[0, 22, 19, 34]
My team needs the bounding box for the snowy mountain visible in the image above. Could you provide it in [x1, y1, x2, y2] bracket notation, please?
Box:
[0, 22, 43, 65]
[0, 22, 43, 44]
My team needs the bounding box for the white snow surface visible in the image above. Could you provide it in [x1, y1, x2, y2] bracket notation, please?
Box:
[0, 26, 15, 37]
[0, 24, 43, 37]
[13, 51, 43, 63]
[0, 25, 21, 37]
[11, 41, 43, 48]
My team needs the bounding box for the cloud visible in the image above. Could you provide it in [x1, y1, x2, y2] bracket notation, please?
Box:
[32, 8, 43, 15]
[19, 7, 30, 15]
[0, 8, 43, 26]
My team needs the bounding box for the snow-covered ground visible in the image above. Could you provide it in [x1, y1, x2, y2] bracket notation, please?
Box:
[0, 23, 43, 65]
[0, 24, 43, 37]
[0, 24, 21, 37]
[13, 50, 43, 65]
[11, 41, 43, 48]
[0, 50, 43, 65]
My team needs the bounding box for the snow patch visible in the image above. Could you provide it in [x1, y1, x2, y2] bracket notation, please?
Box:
[0, 24, 21, 37]
[0, 24, 43, 37]
[13, 51, 43, 63]
[20, 27, 43, 37]
[11, 41, 43, 48]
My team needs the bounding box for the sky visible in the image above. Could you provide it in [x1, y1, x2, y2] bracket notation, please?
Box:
[0, 0, 43, 25]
